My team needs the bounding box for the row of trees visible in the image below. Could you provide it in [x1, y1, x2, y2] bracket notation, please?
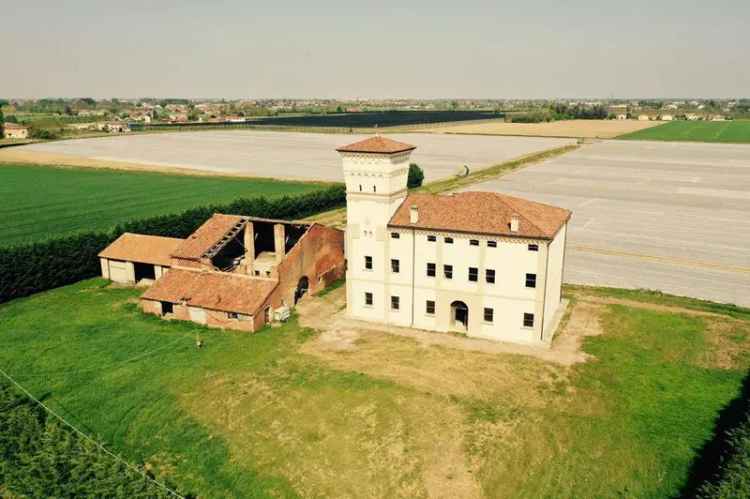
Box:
[0, 379, 178, 498]
[0, 186, 346, 303]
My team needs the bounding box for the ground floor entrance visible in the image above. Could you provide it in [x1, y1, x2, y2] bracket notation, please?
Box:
[450, 300, 469, 332]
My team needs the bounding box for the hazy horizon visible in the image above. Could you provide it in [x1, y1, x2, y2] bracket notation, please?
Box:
[3, 0, 749, 100]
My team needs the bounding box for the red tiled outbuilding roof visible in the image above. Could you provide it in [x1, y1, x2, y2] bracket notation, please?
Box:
[141, 268, 277, 315]
[98, 233, 184, 266]
[171, 214, 244, 260]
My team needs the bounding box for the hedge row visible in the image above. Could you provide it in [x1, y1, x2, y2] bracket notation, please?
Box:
[696, 412, 750, 498]
[0, 379, 177, 498]
[0, 185, 345, 304]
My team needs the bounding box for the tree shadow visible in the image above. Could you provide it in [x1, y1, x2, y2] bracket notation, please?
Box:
[676, 369, 750, 498]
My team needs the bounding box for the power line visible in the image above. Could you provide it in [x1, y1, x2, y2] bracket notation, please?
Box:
[0, 367, 184, 499]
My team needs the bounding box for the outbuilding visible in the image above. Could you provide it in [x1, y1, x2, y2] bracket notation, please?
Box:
[98, 233, 183, 284]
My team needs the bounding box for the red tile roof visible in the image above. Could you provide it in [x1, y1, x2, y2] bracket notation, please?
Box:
[171, 214, 244, 260]
[141, 269, 277, 315]
[98, 233, 184, 266]
[388, 192, 571, 240]
[336, 136, 416, 154]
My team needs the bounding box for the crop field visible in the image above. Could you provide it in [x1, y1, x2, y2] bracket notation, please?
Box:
[11, 131, 575, 182]
[1, 280, 749, 498]
[144, 110, 501, 131]
[0, 164, 323, 247]
[465, 139, 750, 307]
[429, 119, 661, 138]
[619, 120, 750, 143]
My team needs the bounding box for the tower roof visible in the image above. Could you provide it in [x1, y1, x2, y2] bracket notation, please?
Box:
[336, 136, 416, 154]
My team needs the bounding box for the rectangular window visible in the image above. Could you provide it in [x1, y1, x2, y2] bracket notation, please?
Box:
[391, 232, 400, 239]
[525, 273, 537, 288]
[487, 240, 497, 248]
[391, 259, 400, 273]
[427, 235, 437, 242]
[468, 267, 478, 282]
[161, 301, 174, 315]
[391, 296, 400, 310]
[444, 237, 454, 244]
[528, 243, 539, 252]
[365, 256, 373, 270]
[484, 307, 494, 323]
[470, 239, 479, 246]
[427, 263, 436, 277]
[228, 312, 239, 319]
[365, 292, 373, 306]
[523, 313, 535, 328]
[426, 300, 436, 315]
[444, 264, 453, 279]
[486, 269, 496, 284]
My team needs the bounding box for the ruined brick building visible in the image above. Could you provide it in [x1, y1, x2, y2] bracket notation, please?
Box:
[99, 215, 345, 331]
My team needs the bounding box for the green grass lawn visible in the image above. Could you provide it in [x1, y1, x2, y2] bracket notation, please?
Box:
[0, 164, 326, 247]
[1, 281, 749, 497]
[619, 120, 750, 143]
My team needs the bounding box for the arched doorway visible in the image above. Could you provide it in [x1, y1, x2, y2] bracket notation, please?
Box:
[450, 300, 469, 332]
[294, 276, 310, 304]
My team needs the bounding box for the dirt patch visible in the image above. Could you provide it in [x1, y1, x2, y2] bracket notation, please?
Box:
[182, 371, 481, 498]
[429, 119, 661, 139]
[300, 288, 593, 367]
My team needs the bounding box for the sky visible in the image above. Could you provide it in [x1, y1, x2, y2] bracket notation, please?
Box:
[2, 0, 749, 99]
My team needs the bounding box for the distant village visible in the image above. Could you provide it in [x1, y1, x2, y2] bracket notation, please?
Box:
[1, 97, 747, 140]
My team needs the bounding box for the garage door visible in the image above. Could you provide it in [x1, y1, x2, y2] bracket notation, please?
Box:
[108, 260, 129, 283]
[188, 306, 207, 324]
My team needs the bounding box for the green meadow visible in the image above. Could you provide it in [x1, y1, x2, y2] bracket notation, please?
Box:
[0, 164, 325, 247]
[619, 120, 750, 143]
[1, 280, 749, 497]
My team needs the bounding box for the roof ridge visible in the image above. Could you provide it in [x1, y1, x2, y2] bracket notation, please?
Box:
[492, 194, 547, 236]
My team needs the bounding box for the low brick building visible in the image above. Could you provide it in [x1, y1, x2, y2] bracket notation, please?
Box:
[98, 214, 345, 332]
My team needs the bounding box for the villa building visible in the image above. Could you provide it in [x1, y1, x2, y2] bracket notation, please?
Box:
[338, 136, 570, 345]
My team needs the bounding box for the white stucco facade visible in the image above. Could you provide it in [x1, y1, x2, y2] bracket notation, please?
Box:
[342, 141, 568, 346]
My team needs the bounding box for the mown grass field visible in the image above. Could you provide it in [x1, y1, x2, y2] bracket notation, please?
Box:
[0, 164, 325, 247]
[619, 120, 750, 143]
[2, 280, 749, 498]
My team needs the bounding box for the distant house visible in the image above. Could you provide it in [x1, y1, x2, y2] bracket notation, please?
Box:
[637, 114, 651, 121]
[105, 122, 130, 133]
[3, 122, 30, 139]
[686, 113, 701, 121]
[660, 114, 674, 121]
[711, 115, 727, 121]
[615, 114, 627, 121]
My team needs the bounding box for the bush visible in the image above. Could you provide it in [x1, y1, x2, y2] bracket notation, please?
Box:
[0, 185, 345, 303]
[407, 163, 424, 189]
[0, 379, 177, 497]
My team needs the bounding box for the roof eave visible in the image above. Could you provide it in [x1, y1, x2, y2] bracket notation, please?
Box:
[386, 223, 554, 241]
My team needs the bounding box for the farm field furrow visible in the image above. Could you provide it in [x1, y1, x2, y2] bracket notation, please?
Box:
[464, 140, 750, 306]
[0, 164, 323, 246]
[9, 131, 576, 182]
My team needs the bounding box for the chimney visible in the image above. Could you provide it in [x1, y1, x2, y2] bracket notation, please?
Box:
[510, 214, 520, 233]
[410, 205, 419, 224]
